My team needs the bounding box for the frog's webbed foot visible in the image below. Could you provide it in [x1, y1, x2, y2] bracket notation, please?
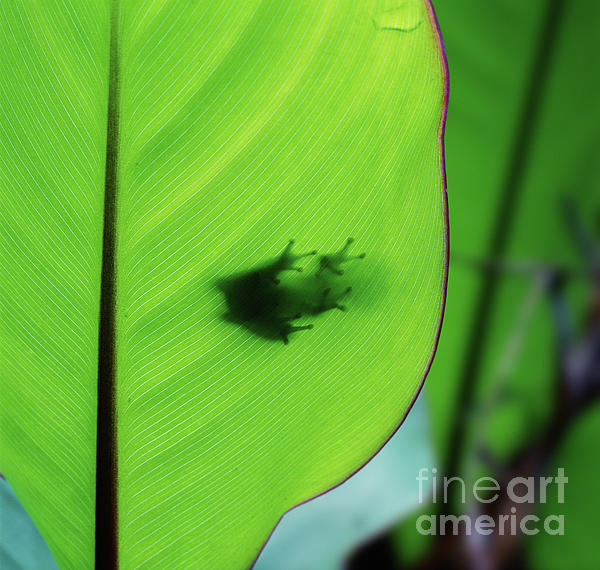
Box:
[317, 238, 365, 276]
[279, 313, 314, 344]
[277, 239, 318, 273]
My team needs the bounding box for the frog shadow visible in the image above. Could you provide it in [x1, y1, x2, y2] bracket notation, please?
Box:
[216, 239, 365, 344]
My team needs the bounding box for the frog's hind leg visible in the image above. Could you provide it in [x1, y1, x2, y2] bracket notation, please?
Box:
[317, 287, 352, 312]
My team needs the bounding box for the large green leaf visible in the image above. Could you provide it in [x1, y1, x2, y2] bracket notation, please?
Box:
[0, 1, 447, 567]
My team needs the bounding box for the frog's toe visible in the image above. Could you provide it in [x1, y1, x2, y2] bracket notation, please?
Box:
[291, 323, 314, 332]
[279, 240, 317, 271]
[280, 322, 313, 344]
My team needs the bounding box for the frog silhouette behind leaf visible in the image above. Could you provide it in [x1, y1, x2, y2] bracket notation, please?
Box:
[216, 238, 365, 344]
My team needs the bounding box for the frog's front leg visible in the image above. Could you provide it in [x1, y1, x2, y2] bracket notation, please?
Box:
[317, 237, 365, 275]
[275, 239, 318, 274]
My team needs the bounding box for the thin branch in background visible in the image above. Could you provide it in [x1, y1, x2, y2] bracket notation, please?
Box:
[461, 271, 566, 570]
[562, 197, 600, 271]
[451, 252, 592, 283]
[464, 271, 547, 473]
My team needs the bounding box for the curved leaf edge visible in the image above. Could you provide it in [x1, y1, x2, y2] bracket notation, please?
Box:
[250, 0, 450, 566]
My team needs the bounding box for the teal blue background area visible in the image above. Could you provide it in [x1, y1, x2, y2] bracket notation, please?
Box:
[0, 477, 58, 569]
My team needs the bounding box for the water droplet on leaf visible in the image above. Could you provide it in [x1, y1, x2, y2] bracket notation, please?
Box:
[373, 1, 424, 32]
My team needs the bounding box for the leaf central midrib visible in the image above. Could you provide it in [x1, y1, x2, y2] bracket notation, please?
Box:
[96, 0, 121, 567]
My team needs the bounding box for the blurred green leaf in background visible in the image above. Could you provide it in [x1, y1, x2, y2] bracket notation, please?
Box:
[0, 0, 447, 568]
